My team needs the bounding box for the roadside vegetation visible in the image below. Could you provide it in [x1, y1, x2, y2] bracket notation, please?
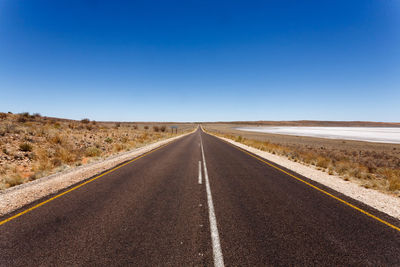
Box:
[0, 112, 194, 189]
[204, 125, 400, 196]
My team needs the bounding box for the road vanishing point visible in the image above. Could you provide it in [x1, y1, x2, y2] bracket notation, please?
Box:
[1, 128, 399, 266]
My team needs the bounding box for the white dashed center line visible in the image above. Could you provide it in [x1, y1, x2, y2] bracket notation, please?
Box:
[198, 161, 203, 184]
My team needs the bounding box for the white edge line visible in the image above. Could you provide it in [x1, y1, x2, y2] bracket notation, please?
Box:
[200, 135, 225, 267]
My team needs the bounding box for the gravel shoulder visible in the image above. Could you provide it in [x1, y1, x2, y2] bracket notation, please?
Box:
[0, 131, 193, 216]
[210, 133, 400, 220]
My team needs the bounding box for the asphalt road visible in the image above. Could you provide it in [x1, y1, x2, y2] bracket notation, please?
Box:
[1, 128, 399, 266]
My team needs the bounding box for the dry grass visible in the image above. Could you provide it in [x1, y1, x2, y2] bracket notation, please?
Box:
[0, 112, 195, 189]
[204, 124, 400, 196]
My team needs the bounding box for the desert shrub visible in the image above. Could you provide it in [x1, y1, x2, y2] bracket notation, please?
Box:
[85, 147, 102, 157]
[115, 123, 121, 128]
[0, 126, 6, 137]
[153, 126, 160, 132]
[56, 147, 75, 163]
[53, 122, 61, 129]
[19, 143, 33, 152]
[112, 143, 124, 152]
[50, 134, 63, 145]
[160, 126, 166, 132]
[20, 112, 30, 118]
[389, 177, 400, 191]
[316, 157, 330, 169]
[141, 132, 149, 140]
[0, 112, 7, 119]
[17, 115, 27, 123]
[104, 137, 113, 143]
[51, 158, 62, 167]
[385, 169, 400, 191]
[137, 133, 149, 143]
[335, 161, 350, 175]
[4, 175, 25, 187]
[144, 125, 149, 130]
[81, 118, 90, 124]
[32, 147, 51, 171]
[132, 124, 138, 129]
[33, 113, 41, 117]
[350, 168, 363, 179]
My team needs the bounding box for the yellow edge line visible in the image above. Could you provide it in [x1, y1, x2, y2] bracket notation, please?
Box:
[0, 140, 175, 227]
[212, 133, 400, 232]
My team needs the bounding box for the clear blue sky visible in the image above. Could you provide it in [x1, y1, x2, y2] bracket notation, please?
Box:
[0, 0, 399, 122]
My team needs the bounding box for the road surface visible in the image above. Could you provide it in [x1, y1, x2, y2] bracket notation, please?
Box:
[1, 128, 399, 266]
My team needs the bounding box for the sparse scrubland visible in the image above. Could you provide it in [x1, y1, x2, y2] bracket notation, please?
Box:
[0, 112, 194, 189]
[204, 124, 400, 196]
